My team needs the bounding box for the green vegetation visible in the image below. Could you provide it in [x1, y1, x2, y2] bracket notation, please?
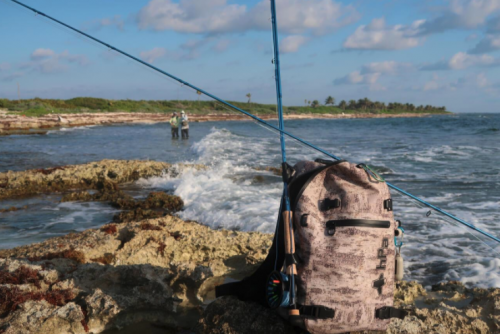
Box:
[0, 97, 451, 117]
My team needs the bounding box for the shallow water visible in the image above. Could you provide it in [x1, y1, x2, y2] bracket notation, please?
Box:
[0, 114, 499, 288]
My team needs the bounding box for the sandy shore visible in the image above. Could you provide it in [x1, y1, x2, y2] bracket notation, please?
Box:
[0, 110, 439, 135]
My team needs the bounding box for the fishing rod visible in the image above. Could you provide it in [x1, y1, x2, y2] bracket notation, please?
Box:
[7, 0, 500, 246]
[270, 0, 298, 311]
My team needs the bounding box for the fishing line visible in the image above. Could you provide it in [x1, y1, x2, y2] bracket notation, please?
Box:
[6, 0, 500, 246]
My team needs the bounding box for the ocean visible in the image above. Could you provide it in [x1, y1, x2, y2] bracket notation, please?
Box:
[0, 113, 499, 288]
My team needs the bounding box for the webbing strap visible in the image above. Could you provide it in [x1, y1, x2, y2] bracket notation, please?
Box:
[375, 306, 408, 320]
[298, 305, 335, 319]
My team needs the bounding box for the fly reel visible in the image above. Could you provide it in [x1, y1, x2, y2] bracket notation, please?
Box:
[266, 270, 293, 309]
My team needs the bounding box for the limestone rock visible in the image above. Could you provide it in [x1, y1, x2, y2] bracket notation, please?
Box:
[0, 159, 204, 200]
[0, 216, 272, 333]
[197, 296, 296, 334]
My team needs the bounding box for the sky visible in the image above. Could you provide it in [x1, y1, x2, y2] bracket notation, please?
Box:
[1, 0, 500, 113]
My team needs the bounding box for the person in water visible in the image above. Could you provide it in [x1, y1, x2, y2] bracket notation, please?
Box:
[180, 110, 189, 139]
[170, 112, 179, 139]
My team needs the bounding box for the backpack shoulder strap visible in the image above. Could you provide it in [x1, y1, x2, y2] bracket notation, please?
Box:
[216, 194, 286, 306]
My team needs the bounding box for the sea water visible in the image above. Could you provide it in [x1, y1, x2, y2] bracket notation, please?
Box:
[0, 114, 499, 288]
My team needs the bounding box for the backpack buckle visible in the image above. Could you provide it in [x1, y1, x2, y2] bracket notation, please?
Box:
[322, 198, 341, 211]
[326, 221, 336, 236]
[375, 306, 391, 319]
[375, 306, 408, 320]
[384, 199, 393, 211]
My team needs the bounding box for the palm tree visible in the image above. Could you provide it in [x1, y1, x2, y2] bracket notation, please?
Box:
[348, 100, 356, 110]
[325, 96, 335, 106]
[304, 99, 308, 106]
[246, 93, 252, 103]
[196, 90, 202, 102]
[311, 100, 319, 108]
[339, 100, 347, 111]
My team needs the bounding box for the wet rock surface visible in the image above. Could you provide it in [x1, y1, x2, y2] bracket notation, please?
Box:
[197, 296, 297, 334]
[199, 280, 500, 334]
[2, 215, 499, 334]
[60, 180, 185, 224]
[0, 159, 203, 200]
[0, 160, 498, 333]
[0, 216, 272, 334]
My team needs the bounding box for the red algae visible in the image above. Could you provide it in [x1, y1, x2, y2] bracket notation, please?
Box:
[140, 222, 162, 231]
[91, 253, 115, 265]
[0, 286, 75, 318]
[101, 224, 117, 235]
[80, 306, 89, 332]
[157, 242, 166, 257]
[28, 248, 86, 264]
[0, 266, 42, 289]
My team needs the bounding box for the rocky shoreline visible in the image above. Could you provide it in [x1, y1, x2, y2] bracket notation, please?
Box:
[0, 160, 498, 334]
[0, 110, 438, 136]
[0, 159, 204, 201]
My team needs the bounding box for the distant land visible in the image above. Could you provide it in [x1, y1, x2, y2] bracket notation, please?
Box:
[0, 97, 451, 135]
[0, 97, 450, 117]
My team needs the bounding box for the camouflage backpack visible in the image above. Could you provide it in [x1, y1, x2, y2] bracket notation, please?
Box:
[216, 159, 407, 333]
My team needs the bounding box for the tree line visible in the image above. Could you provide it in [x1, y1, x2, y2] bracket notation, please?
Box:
[303, 96, 447, 112]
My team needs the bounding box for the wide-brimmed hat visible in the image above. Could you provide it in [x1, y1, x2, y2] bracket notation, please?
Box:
[181, 110, 185, 114]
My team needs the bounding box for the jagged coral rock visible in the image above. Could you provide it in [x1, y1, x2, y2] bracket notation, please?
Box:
[0, 159, 204, 200]
[0, 216, 272, 333]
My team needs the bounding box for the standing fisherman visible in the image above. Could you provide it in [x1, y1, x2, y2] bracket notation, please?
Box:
[180, 110, 189, 139]
[170, 112, 179, 139]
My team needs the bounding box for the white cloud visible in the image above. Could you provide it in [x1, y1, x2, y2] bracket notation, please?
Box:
[83, 15, 125, 31]
[343, 18, 425, 50]
[20, 49, 89, 74]
[454, 72, 492, 90]
[59, 51, 89, 66]
[334, 71, 380, 85]
[421, 52, 500, 70]
[137, 0, 359, 35]
[360, 61, 414, 74]
[212, 39, 231, 53]
[248, 0, 360, 36]
[449, 52, 496, 69]
[100, 15, 125, 31]
[423, 79, 440, 91]
[280, 35, 309, 53]
[422, 72, 492, 93]
[469, 34, 500, 53]
[139, 47, 168, 64]
[474, 72, 490, 87]
[343, 0, 500, 51]
[419, 0, 500, 35]
[334, 60, 413, 91]
[137, 0, 248, 34]
[1, 72, 24, 82]
[31, 48, 56, 60]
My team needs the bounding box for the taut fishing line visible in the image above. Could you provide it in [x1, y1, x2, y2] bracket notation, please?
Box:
[5, 0, 500, 249]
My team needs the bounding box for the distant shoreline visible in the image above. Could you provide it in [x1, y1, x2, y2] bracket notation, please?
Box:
[0, 110, 449, 136]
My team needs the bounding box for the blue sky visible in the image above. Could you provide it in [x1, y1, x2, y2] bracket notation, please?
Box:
[1, 0, 500, 112]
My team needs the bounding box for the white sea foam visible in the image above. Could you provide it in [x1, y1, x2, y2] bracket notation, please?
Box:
[47, 125, 96, 135]
[134, 127, 500, 288]
[137, 128, 282, 232]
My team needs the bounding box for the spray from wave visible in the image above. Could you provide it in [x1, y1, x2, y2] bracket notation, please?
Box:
[138, 128, 283, 232]
[136, 126, 500, 288]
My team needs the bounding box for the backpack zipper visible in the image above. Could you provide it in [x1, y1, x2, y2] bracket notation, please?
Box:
[326, 219, 390, 236]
